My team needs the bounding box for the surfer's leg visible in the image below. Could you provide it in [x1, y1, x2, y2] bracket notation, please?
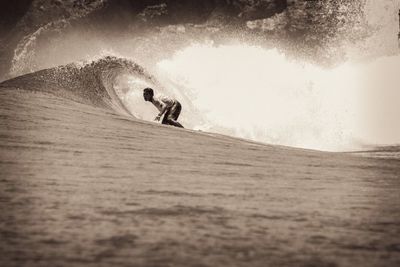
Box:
[164, 102, 183, 128]
[165, 117, 183, 128]
[171, 102, 182, 120]
[161, 109, 171, 125]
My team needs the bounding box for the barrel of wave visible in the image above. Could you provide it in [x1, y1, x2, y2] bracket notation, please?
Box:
[1, 56, 157, 117]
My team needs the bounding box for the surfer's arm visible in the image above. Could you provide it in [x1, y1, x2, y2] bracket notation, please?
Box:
[155, 103, 167, 121]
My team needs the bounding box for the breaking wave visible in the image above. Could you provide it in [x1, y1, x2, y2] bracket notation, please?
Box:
[1, 56, 156, 116]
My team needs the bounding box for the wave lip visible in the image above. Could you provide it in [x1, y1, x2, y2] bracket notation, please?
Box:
[0, 56, 156, 116]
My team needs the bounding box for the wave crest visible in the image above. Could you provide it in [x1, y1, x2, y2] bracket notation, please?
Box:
[1, 56, 156, 116]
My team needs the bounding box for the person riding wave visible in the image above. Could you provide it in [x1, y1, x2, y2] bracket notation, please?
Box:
[143, 87, 184, 128]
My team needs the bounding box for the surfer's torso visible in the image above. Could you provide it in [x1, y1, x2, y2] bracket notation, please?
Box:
[151, 94, 176, 112]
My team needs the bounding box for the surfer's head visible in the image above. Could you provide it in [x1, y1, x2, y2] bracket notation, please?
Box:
[143, 87, 154, 101]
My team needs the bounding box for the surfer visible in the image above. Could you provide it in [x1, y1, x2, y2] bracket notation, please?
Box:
[143, 88, 184, 128]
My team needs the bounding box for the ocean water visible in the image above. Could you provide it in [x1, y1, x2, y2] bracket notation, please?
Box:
[1, 84, 399, 267]
[1, 2, 400, 266]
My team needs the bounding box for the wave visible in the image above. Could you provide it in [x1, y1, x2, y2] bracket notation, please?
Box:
[158, 44, 400, 152]
[0, 56, 157, 116]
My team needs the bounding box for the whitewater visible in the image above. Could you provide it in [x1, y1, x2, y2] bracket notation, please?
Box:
[150, 0, 400, 151]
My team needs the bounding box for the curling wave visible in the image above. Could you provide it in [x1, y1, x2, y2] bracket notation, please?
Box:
[0, 56, 157, 116]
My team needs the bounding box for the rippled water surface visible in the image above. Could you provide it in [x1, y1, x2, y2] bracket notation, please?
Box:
[0, 87, 399, 267]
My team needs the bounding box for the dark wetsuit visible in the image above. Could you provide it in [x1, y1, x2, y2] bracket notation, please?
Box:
[162, 101, 182, 125]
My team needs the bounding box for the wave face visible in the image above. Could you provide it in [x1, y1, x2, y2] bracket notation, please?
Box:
[0, 56, 156, 116]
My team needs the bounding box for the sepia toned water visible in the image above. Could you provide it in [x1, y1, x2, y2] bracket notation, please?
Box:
[1, 86, 399, 267]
